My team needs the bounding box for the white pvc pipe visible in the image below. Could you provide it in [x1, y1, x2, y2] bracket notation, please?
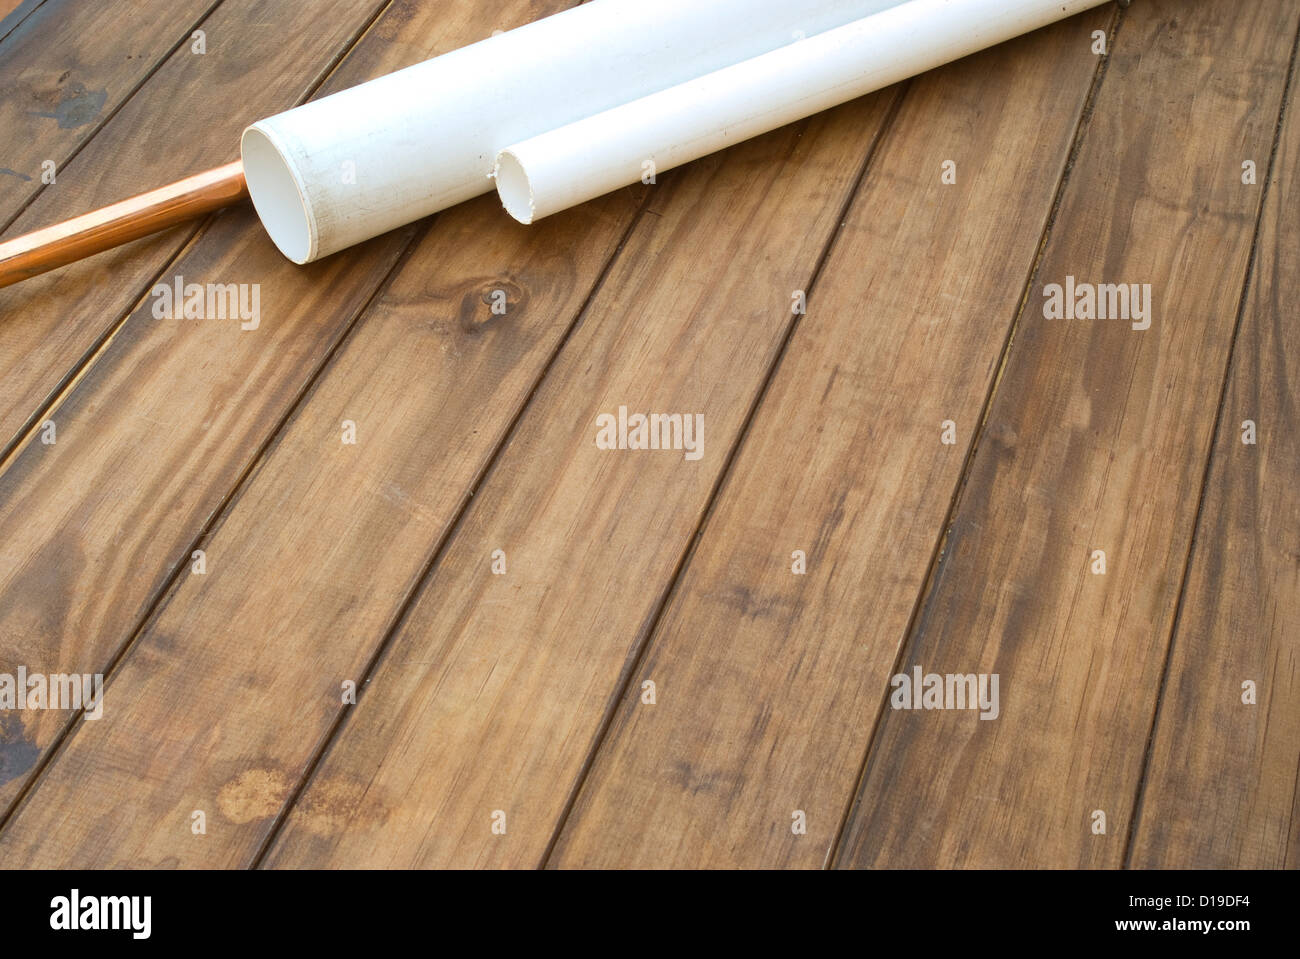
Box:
[241, 0, 905, 263]
[494, 0, 1108, 224]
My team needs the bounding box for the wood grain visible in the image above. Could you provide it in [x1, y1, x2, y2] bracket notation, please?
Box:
[0, 0, 389, 459]
[835, 0, 1299, 869]
[1127, 36, 1300, 870]
[0, 0, 221, 228]
[0, 184, 642, 868]
[262, 94, 900, 869]
[0, 0, 557, 818]
[546, 11, 1110, 869]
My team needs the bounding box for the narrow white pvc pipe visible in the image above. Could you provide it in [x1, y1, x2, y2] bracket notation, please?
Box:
[241, 0, 905, 264]
[494, 0, 1108, 224]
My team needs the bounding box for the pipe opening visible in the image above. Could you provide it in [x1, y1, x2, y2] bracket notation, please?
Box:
[240, 126, 315, 264]
[493, 150, 535, 225]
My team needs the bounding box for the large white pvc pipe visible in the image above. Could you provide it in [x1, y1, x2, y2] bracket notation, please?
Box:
[241, 0, 905, 264]
[494, 0, 1108, 224]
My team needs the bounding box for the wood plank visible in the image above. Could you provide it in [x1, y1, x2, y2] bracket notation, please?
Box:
[546, 11, 1110, 869]
[0, 0, 221, 227]
[0, 0, 566, 817]
[835, 0, 1299, 868]
[0, 0, 43, 44]
[0, 186, 642, 868]
[0, 0, 389, 460]
[0, 1, 30, 24]
[262, 91, 900, 870]
[1127, 36, 1300, 870]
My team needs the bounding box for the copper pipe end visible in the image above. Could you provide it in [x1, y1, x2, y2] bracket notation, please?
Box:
[0, 161, 248, 290]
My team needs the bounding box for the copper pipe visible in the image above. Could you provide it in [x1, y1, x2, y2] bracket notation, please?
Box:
[0, 161, 248, 290]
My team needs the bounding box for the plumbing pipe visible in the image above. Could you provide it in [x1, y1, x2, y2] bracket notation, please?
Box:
[0, 162, 246, 289]
[493, 0, 1109, 224]
[240, 0, 905, 264]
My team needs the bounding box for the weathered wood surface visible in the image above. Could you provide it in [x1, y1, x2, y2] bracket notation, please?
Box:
[0, 0, 221, 231]
[0, 0, 574, 819]
[0, 0, 389, 459]
[0, 0, 1294, 870]
[0, 184, 643, 867]
[548, 10, 1111, 869]
[263, 92, 899, 869]
[1127, 27, 1300, 870]
[0, 0, 44, 44]
[836, 0, 1299, 868]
